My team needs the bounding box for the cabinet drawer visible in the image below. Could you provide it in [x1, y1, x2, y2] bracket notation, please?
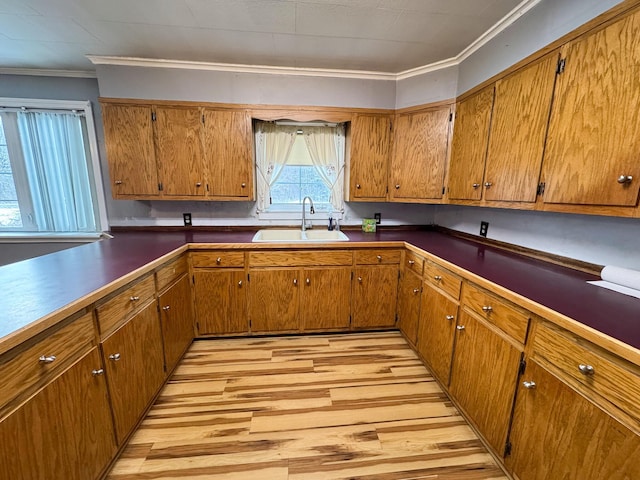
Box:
[424, 262, 462, 300]
[249, 250, 352, 267]
[404, 251, 425, 275]
[0, 312, 95, 416]
[461, 283, 529, 344]
[533, 321, 640, 429]
[156, 255, 188, 292]
[354, 249, 401, 265]
[191, 251, 245, 268]
[96, 275, 155, 337]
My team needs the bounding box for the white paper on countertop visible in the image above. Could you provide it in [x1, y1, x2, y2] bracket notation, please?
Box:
[587, 265, 640, 299]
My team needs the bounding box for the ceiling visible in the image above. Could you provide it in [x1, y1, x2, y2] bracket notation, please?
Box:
[0, 0, 527, 75]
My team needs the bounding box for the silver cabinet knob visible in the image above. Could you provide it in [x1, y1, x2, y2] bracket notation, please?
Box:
[238, 280, 243, 287]
[358, 277, 363, 283]
[92, 368, 105, 376]
[434, 275, 442, 281]
[408, 260, 415, 265]
[472, 183, 480, 189]
[376, 255, 382, 261]
[306, 278, 311, 285]
[241, 183, 246, 187]
[484, 182, 493, 188]
[413, 288, 420, 294]
[578, 364, 595, 375]
[293, 278, 298, 286]
[39, 355, 56, 364]
[456, 325, 465, 331]
[482, 305, 493, 312]
[395, 184, 400, 189]
[196, 182, 202, 187]
[162, 305, 170, 311]
[109, 353, 121, 362]
[216, 257, 222, 264]
[114, 180, 123, 185]
[446, 315, 455, 321]
[129, 296, 140, 302]
[617, 175, 633, 184]
[523, 381, 536, 389]
[356, 184, 361, 189]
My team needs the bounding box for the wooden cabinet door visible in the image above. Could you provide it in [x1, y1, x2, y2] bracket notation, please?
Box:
[102, 104, 159, 197]
[447, 87, 494, 200]
[416, 284, 458, 386]
[391, 107, 451, 200]
[484, 54, 557, 202]
[352, 265, 398, 329]
[397, 268, 422, 344]
[348, 114, 391, 200]
[506, 359, 640, 480]
[449, 310, 522, 455]
[249, 268, 300, 332]
[543, 10, 640, 206]
[194, 269, 248, 335]
[154, 106, 206, 196]
[158, 274, 194, 373]
[101, 300, 165, 444]
[0, 348, 116, 480]
[301, 267, 351, 330]
[203, 109, 254, 198]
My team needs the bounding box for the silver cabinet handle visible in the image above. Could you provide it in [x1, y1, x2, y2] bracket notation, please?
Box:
[446, 315, 455, 321]
[484, 182, 493, 188]
[578, 364, 595, 375]
[92, 369, 104, 376]
[413, 288, 420, 294]
[129, 296, 140, 302]
[39, 355, 56, 364]
[617, 175, 633, 184]
[162, 305, 170, 311]
[395, 184, 400, 189]
[241, 183, 246, 188]
[472, 183, 480, 189]
[114, 180, 123, 185]
[238, 280, 243, 287]
[376, 255, 382, 261]
[456, 325, 465, 331]
[306, 278, 311, 285]
[358, 277, 363, 282]
[293, 278, 298, 285]
[356, 184, 361, 189]
[216, 257, 222, 264]
[196, 182, 202, 187]
[523, 381, 536, 389]
[482, 305, 493, 312]
[109, 353, 121, 362]
[408, 260, 415, 265]
[434, 275, 442, 281]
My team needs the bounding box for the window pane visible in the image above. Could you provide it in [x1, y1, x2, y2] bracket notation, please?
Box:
[0, 117, 22, 228]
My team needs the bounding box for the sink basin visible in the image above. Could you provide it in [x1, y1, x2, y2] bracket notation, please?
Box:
[252, 229, 349, 242]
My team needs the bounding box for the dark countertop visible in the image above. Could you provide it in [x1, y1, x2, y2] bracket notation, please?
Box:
[1, 228, 639, 355]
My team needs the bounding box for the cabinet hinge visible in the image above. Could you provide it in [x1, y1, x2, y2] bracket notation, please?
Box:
[442, 186, 446, 195]
[536, 182, 545, 196]
[192, 274, 195, 285]
[249, 319, 252, 329]
[389, 120, 393, 132]
[556, 58, 566, 74]
[202, 114, 205, 124]
[158, 182, 163, 191]
[247, 273, 250, 282]
[519, 359, 527, 375]
[351, 271, 353, 280]
[504, 441, 512, 457]
[449, 112, 453, 122]
[151, 112, 156, 122]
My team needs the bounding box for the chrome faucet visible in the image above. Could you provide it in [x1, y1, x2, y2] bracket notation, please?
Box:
[301, 196, 315, 231]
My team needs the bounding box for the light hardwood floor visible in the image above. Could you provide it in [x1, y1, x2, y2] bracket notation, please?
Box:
[107, 332, 508, 479]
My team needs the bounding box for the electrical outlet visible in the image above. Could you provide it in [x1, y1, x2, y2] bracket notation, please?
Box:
[374, 213, 381, 224]
[480, 221, 489, 237]
[183, 213, 192, 226]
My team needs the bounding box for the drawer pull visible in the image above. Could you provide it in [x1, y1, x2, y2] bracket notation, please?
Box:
[114, 180, 123, 185]
[293, 278, 298, 286]
[617, 175, 633, 184]
[413, 288, 420, 294]
[578, 364, 595, 375]
[356, 184, 361, 189]
[109, 353, 121, 362]
[92, 369, 104, 376]
[482, 305, 493, 312]
[434, 275, 442, 281]
[358, 277, 363, 283]
[129, 296, 140, 302]
[484, 182, 493, 188]
[376, 255, 382, 261]
[238, 280, 243, 287]
[162, 305, 170, 311]
[39, 355, 57, 364]
[523, 381, 536, 389]
[472, 183, 480, 189]
[306, 278, 311, 285]
[408, 260, 415, 265]
[241, 183, 246, 188]
[395, 184, 400, 189]
[216, 257, 222, 264]
[446, 315, 455, 321]
[456, 325, 465, 331]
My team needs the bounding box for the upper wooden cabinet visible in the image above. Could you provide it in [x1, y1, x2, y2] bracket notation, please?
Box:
[346, 113, 392, 201]
[102, 104, 159, 197]
[202, 109, 254, 198]
[390, 106, 451, 201]
[542, 9, 640, 207]
[447, 87, 494, 201]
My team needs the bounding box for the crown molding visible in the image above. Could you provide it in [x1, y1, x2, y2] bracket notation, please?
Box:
[0, 67, 96, 78]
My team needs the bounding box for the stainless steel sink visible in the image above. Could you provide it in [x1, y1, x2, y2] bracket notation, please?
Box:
[252, 229, 349, 242]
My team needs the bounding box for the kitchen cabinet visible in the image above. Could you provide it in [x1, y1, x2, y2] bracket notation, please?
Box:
[542, 8, 640, 208]
[158, 274, 194, 373]
[101, 299, 166, 444]
[202, 109, 254, 199]
[506, 359, 640, 480]
[351, 249, 401, 329]
[153, 106, 206, 197]
[346, 113, 392, 201]
[447, 87, 494, 201]
[102, 103, 159, 197]
[396, 251, 425, 345]
[249, 268, 301, 332]
[192, 251, 248, 335]
[300, 267, 351, 330]
[0, 347, 116, 480]
[390, 106, 451, 201]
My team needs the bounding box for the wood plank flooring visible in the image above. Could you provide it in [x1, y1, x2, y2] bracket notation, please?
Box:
[107, 332, 508, 479]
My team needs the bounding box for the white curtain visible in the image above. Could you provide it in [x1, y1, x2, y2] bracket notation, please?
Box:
[17, 111, 97, 232]
[303, 125, 346, 212]
[254, 122, 298, 212]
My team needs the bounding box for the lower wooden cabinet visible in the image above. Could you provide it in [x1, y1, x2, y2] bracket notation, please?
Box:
[0, 347, 116, 480]
[351, 265, 399, 329]
[449, 310, 523, 455]
[194, 269, 248, 335]
[397, 268, 422, 344]
[249, 268, 300, 333]
[158, 274, 195, 372]
[506, 359, 640, 480]
[101, 300, 166, 444]
[300, 267, 351, 330]
[416, 283, 458, 385]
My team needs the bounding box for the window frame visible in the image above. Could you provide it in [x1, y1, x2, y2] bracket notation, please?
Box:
[0, 97, 109, 238]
